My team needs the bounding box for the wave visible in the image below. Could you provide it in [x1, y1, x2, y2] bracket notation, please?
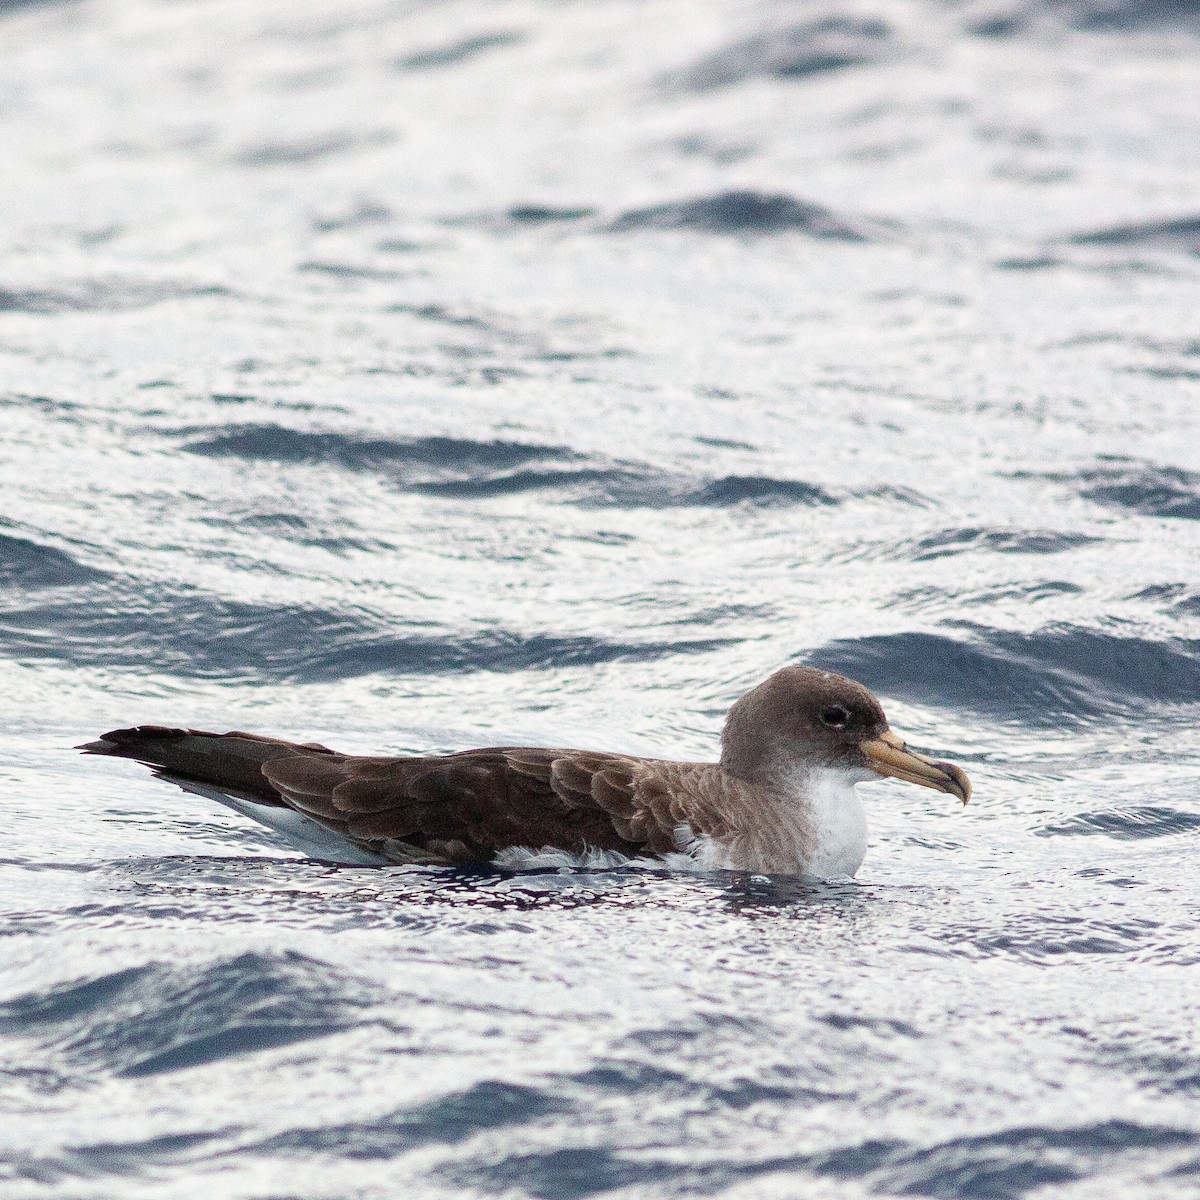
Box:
[0, 277, 228, 314]
[254, 1080, 563, 1158]
[1070, 214, 1200, 254]
[0, 530, 109, 588]
[808, 626, 1200, 724]
[1079, 465, 1200, 520]
[667, 16, 894, 90]
[180, 424, 840, 509]
[1010, 461, 1200, 520]
[965, 0, 1200, 35]
[454, 1118, 1196, 1197]
[609, 191, 876, 239]
[907, 527, 1102, 560]
[232, 129, 395, 168]
[393, 30, 522, 72]
[0, 578, 736, 682]
[183, 425, 569, 474]
[1037, 806, 1200, 839]
[0, 951, 376, 1080]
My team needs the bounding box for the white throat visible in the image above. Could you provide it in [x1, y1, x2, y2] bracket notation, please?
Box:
[788, 766, 869, 880]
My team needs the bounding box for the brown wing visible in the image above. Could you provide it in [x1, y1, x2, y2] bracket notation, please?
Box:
[263, 746, 692, 862]
[80, 727, 711, 863]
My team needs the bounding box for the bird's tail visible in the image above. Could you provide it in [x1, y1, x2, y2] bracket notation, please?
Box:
[77, 726, 337, 806]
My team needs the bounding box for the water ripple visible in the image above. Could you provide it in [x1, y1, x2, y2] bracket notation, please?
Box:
[669, 16, 895, 90]
[810, 626, 1200, 723]
[179, 423, 839, 509]
[1037, 806, 1200, 840]
[0, 580, 736, 681]
[0, 951, 380, 1081]
[609, 191, 877, 239]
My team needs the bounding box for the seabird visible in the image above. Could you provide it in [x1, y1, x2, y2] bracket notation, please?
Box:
[79, 665, 970, 878]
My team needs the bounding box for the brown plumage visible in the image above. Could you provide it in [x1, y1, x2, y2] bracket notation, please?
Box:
[79, 666, 971, 876]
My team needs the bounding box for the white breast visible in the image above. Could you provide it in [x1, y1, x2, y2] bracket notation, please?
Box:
[792, 768, 869, 880]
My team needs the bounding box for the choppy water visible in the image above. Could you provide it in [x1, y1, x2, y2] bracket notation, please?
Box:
[3, 0, 1200, 1196]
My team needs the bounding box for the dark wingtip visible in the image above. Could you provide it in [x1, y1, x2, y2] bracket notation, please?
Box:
[77, 726, 190, 754]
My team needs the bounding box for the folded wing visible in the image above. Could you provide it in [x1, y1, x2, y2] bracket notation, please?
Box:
[80, 727, 703, 863]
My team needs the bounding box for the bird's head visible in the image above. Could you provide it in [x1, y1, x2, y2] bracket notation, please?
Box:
[720, 665, 970, 804]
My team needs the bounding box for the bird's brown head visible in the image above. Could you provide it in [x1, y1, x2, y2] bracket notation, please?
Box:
[719, 665, 971, 804]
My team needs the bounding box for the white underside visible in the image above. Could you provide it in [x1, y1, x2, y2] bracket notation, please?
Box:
[168, 779, 392, 865]
[492, 824, 733, 873]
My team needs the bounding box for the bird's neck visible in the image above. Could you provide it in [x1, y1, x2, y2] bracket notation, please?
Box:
[715, 761, 869, 879]
[782, 767, 869, 880]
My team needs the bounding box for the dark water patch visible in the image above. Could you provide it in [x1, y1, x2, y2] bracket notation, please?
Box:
[1070, 213, 1200, 254]
[296, 260, 413, 282]
[570, 1057, 801, 1109]
[610, 191, 874, 240]
[909, 527, 1101, 561]
[671, 16, 893, 90]
[179, 423, 838, 510]
[993, 254, 1063, 271]
[394, 31, 522, 71]
[973, 1, 1200, 37]
[578, 1059, 690, 1095]
[963, 915, 1159, 961]
[864, 1120, 1193, 1197]
[196, 512, 377, 553]
[455, 1146, 669, 1200]
[1091, 1036, 1200, 1099]
[288, 629, 736, 680]
[233, 130, 392, 167]
[367, 302, 494, 331]
[4, 1130, 229, 1186]
[0, 392, 83, 413]
[0, 586, 364, 682]
[816, 1013, 920, 1037]
[0, 966, 148, 1028]
[689, 475, 837, 507]
[958, 581, 1084, 606]
[182, 424, 570, 474]
[1079, 464, 1200, 520]
[1129, 584, 1200, 615]
[1121, 364, 1200, 381]
[0, 277, 228, 314]
[1037, 806, 1200, 840]
[456, 1119, 1192, 1199]
[257, 1081, 563, 1159]
[807, 626, 1200, 724]
[0, 532, 109, 588]
[967, 10, 1030, 37]
[0, 951, 378, 1079]
[411, 464, 647, 502]
[0, 577, 734, 681]
[1069, 0, 1200, 30]
[0, 0, 77, 12]
[858, 484, 934, 507]
[954, 625, 1200, 707]
[506, 204, 598, 224]
[417, 467, 840, 508]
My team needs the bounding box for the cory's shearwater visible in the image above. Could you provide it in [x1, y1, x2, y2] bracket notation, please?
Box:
[80, 665, 970, 878]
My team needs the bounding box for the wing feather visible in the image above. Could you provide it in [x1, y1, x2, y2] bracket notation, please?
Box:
[85, 726, 716, 864]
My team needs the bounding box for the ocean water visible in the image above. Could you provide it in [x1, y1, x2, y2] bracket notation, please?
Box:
[2, 0, 1200, 1196]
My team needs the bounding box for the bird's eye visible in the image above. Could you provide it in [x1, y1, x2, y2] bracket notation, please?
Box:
[820, 704, 851, 728]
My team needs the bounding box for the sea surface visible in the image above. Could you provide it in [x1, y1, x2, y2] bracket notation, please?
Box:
[2, 0, 1200, 1196]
